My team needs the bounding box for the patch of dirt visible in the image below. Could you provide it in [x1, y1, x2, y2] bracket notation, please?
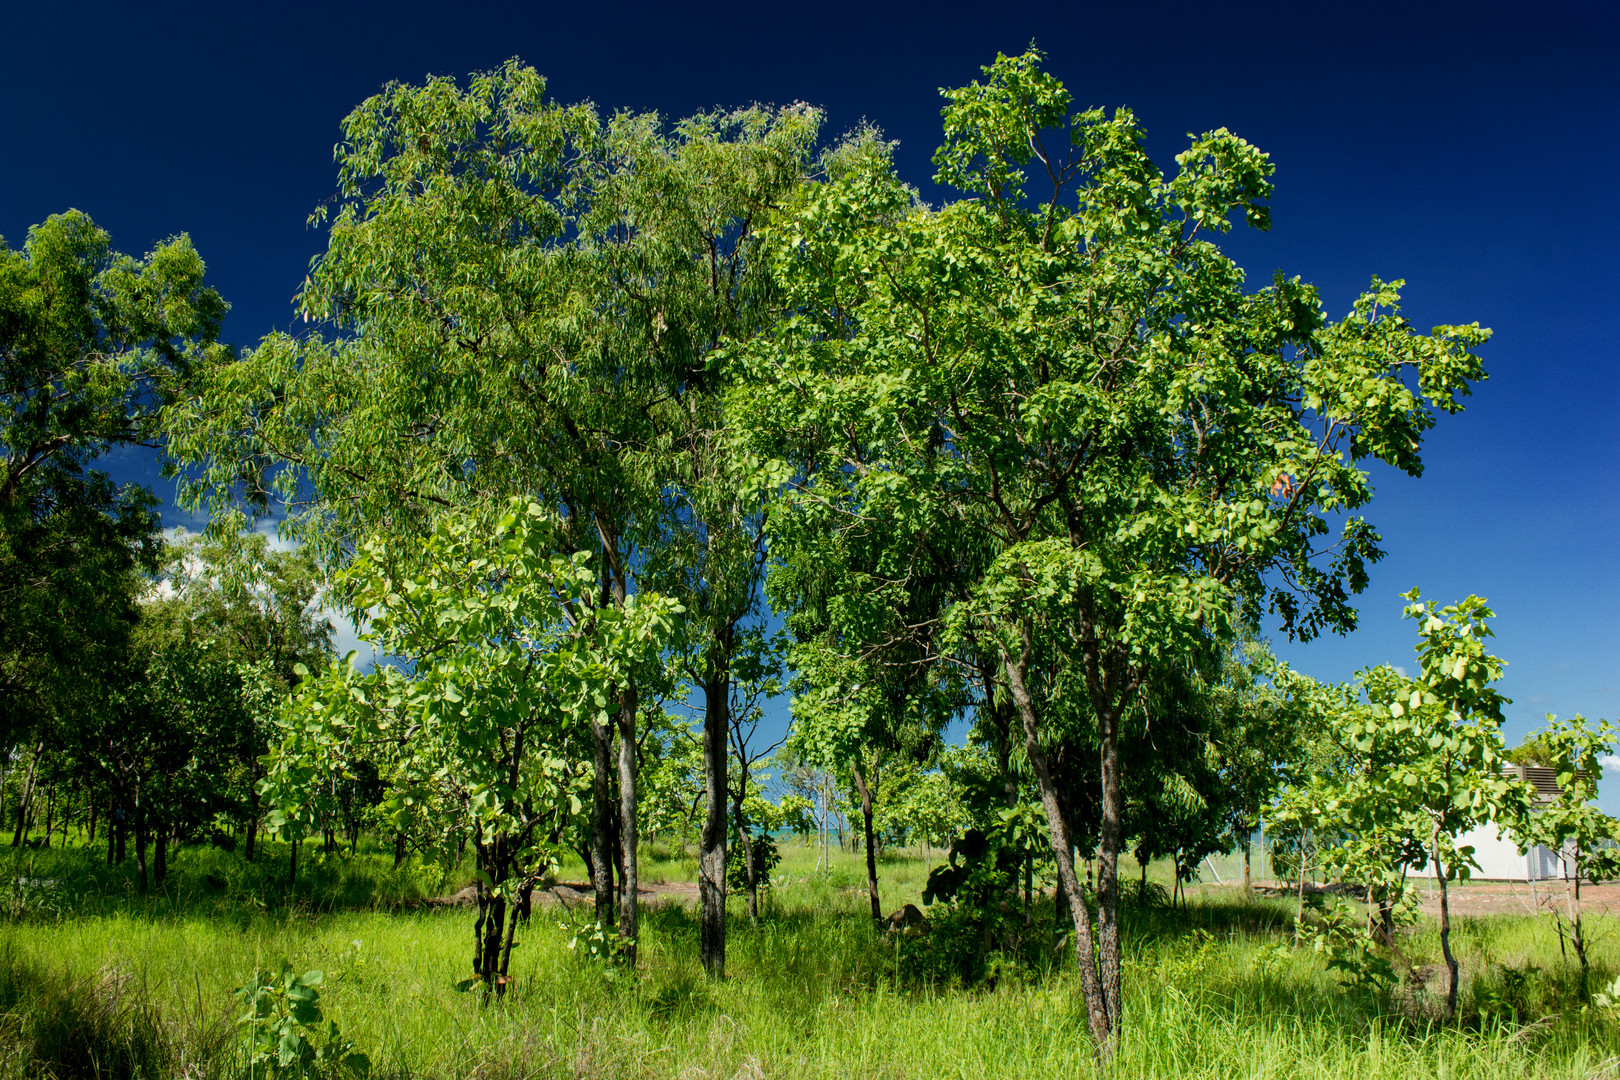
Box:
[427, 880, 701, 910]
[1238, 879, 1620, 918]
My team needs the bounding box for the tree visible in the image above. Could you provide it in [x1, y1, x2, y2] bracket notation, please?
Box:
[1279, 592, 1521, 1017]
[168, 63, 821, 971]
[264, 500, 678, 995]
[1, 210, 224, 749]
[140, 529, 334, 859]
[729, 50, 1490, 1045]
[1509, 713, 1620, 998]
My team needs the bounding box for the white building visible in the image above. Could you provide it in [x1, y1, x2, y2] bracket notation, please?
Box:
[1409, 765, 1575, 882]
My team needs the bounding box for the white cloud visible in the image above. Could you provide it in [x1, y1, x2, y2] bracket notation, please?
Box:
[1600, 755, 1620, 772]
[1393, 665, 1408, 678]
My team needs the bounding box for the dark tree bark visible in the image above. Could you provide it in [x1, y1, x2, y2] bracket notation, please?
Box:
[731, 754, 761, 924]
[244, 759, 260, 862]
[134, 809, 149, 894]
[1002, 637, 1111, 1046]
[10, 740, 42, 847]
[851, 759, 881, 922]
[1097, 708, 1124, 1031]
[154, 824, 168, 886]
[699, 674, 729, 977]
[589, 716, 616, 930]
[616, 681, 640, 964]
[1433, 825, 1459, 1019]
[394, 831, 407, 870]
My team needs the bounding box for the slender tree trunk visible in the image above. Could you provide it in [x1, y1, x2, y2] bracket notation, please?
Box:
[1433, 825, 1459, 1020]
[245, 758, 260, 863]
[10, 740, 43, 847]
[1242, 826, 1252, 895]
[394, 832, 407, 870]
[851, 759, 882, 922]
[87, 802, 97, 846]
[154, 824, 168, 886]
[288, 837, 298, 889]
[1567, 855, 1589, 998]
[589, 716, 616, 930]
[135, 800, 149, 895]
[1002, 642, 1111, 1046]
[699, 674, 729, 978]
[616, 681, 640, 964]
[732, 760, 760, 924]
[1293, 834, 1308, 945]
[40, 786, 54, 848]
[1097, 706, 1125, 1033]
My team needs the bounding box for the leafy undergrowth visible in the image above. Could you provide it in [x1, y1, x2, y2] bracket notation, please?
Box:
[1, 840, 1617, 1078]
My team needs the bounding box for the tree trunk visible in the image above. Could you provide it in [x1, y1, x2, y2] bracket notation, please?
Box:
[616, 681, 640, 964]
[87, 802, 97, 846]
[1568, 857, 1589, 998]
[851, 759, 881, 922]
[699, 674, 729, 978]
[1002, 642, 1111, 1046]
[732, 759, 760, 924]
[245, 762, 259, 862]
[10, 740, 43, 847]
[154, 824, 168, 886]
[135, 806, 149, 894]
[394, 832, 407, 870]
[288, 837, 299, 889]
[1097, 705, 1125, 1034]
[40, 786, 53, 848]
[473, 834, 512, 997]
[589, 716, 616, 930]
[1433, 826, 1459, 1020]
[1242, 827, 1252, 895]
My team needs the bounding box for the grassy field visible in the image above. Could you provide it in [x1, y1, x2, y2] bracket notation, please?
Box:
[1, 837, 1616, 1079]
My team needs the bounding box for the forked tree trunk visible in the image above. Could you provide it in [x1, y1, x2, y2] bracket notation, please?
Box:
[616, 681, 640, 964]
[699, 674, 729, 977]
[851, 759, 881, 922]
[1002, 641, 1111, 1046]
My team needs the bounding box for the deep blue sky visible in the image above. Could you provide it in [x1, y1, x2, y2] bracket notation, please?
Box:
[4, 2, 1616, 796]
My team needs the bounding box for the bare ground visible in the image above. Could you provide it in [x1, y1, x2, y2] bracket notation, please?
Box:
[1243, 879, 1620, 918]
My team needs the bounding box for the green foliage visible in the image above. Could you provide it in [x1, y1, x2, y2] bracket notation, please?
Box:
[1, 208, 225, 747]
[267, 499, 677, 894]
[1510, 713, 1620, 885]
[725, 830, 780, 892]
[235, 958, 369, 1078]
[732, 47, 1491, 1037]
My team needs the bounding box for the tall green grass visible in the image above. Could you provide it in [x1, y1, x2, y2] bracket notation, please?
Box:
[0, 838, 1614, 1078]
